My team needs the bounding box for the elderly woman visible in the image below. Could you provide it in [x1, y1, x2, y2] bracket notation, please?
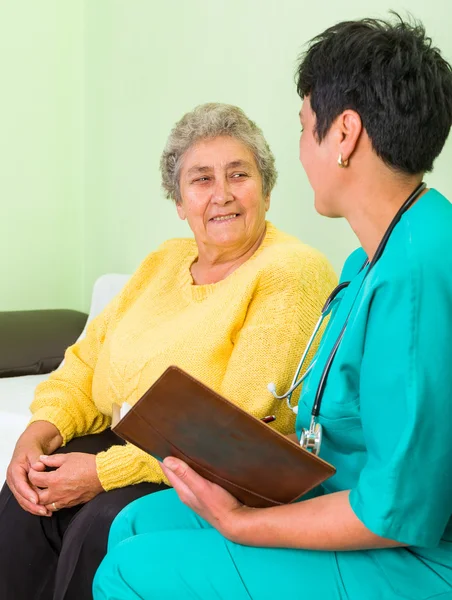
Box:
[0, 103, 336, 600]
[94, 16, 452, 600]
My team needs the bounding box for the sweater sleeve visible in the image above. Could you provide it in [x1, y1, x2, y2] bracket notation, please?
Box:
[96, 442, 169, 490]
[220, 247, 337, 435]
[29, 307, 117, 443]
[29, 252, 165, 445]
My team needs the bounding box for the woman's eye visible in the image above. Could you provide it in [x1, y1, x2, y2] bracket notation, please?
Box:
[231, 173, 247, 179]
[193, 177, 210, 183]
[300, 127, 304, 133]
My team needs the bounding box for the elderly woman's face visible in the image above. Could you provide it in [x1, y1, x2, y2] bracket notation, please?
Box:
[177, 136, 269, 251]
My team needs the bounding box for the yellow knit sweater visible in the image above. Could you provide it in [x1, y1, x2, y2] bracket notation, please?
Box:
[30, 223, 337, 491]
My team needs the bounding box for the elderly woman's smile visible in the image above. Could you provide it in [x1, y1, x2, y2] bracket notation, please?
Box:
[209, 214, 240, 222]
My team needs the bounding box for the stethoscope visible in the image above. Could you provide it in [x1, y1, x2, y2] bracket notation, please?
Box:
[268, 181, 427, 455]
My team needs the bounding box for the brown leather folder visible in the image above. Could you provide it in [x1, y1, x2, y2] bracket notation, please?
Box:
[113, 365, 335, 508]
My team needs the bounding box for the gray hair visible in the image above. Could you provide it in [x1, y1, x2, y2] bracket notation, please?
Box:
[160, 103, 277, 202]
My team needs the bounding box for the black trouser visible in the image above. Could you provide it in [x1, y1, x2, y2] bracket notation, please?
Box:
[0, 429, 168, 600]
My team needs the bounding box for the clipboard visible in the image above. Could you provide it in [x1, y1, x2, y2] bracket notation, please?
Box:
[113, 365, 335, 508]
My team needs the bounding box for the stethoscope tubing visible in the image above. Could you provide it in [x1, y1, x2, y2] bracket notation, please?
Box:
[311, 181, 427, 418]
[269, 181, 427, 428]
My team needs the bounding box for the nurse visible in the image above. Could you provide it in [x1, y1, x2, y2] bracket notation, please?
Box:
[94, 15, 452, 599]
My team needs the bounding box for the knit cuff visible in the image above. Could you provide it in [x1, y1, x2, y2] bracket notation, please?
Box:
[95, 443, 169, 491]
[28, 407, 77, 446]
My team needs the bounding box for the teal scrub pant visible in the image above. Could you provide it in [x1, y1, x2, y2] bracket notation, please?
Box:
[93, 490, 448, 600]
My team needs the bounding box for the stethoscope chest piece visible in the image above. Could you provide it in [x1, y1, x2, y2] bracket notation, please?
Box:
[300, 422, 322, 455]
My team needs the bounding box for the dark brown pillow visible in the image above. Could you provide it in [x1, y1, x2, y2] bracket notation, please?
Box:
[0, 310, 88, 378]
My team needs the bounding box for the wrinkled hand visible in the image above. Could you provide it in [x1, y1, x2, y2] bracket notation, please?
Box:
[161, 457, 249, 540]
[28, 452, 104, 512]
[7, 441, 52, 517]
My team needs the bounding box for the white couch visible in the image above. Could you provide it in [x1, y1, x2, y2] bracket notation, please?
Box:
[0, 274, 130, 482]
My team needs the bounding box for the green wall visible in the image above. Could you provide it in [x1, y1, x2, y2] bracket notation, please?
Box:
[2, 1, 451, 311]
[0, 1, 84, 311]
[83, 0, 452, 305]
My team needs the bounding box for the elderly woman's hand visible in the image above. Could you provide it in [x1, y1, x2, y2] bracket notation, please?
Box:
[7, 421, 63, 517]
[7, 440, 52, 517]
[29, 452, 104, 512]
[161, 457, 250, 540]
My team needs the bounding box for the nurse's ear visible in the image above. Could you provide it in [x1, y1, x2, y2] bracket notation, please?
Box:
[335, 110, 363, 166]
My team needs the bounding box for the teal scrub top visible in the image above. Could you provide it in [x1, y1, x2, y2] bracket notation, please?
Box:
[296, 189, 452, 577]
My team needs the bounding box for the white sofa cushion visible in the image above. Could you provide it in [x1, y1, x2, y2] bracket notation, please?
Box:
[0, 410, 33, 481]
[0, 373, 49, 412]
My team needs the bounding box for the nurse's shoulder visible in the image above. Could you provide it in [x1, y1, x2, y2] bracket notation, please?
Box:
[339, 247, 367, 283]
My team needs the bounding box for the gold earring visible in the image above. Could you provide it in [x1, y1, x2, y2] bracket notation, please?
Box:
[338, 154, 349, 168]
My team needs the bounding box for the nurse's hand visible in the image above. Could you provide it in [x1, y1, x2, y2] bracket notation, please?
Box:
[161, 457, 250, 539]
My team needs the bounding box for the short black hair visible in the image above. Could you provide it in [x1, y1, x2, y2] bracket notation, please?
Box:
[296, 14, 452, 174]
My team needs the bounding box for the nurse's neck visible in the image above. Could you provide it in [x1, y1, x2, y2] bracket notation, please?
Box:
[341, 163, 425, 263]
